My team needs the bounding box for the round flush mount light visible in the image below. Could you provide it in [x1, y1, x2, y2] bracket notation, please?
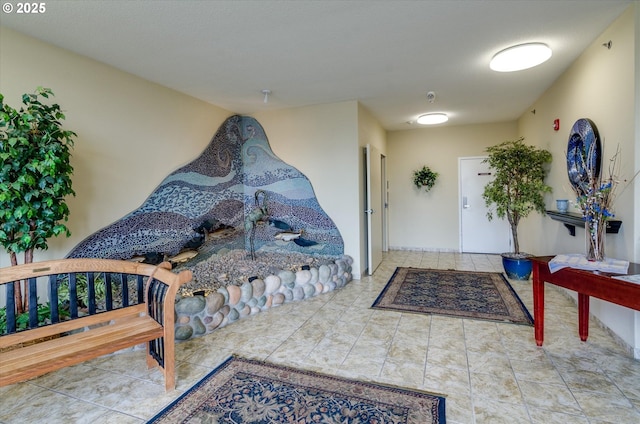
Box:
[490, 43, 552, 72]
[417, 113, 448, 125]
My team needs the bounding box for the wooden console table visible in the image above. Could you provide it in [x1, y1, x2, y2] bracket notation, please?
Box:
[531, 256, 640, 346]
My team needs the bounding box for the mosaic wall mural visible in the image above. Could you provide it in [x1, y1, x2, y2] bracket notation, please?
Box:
[67, 115, 344, 263]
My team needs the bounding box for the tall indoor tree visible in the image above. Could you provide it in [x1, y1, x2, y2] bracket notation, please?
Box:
[482, 137, 552, 255]
[482, 137, 552, 279]
[0, 87, 77, 313]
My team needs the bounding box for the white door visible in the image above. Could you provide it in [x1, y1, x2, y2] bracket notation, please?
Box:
[459, 157, 511, 253]
[365, 144, 383, 275]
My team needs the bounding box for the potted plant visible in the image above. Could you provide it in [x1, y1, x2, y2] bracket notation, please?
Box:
[0, 87, 77, 313]
[482, 137, 552, 280]
[413, 165, 439, 192]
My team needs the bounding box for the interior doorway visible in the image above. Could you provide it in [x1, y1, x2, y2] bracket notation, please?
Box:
[364, 144, 385, 275]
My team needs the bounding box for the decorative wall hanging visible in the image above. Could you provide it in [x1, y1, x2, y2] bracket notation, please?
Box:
[413, 165, 439, 192]
[567, 118, 606, 261]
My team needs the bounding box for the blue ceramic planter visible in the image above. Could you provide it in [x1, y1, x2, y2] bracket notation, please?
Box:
[502, 255, 532, 280]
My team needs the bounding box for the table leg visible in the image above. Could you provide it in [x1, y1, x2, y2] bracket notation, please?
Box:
[532, 264, 544, 346]
[578, 293, 590, 341]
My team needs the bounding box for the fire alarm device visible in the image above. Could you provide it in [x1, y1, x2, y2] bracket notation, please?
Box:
[553, 119, 560, 131]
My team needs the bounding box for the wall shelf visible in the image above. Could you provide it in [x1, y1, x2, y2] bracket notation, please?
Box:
[546, 210, 622, 236]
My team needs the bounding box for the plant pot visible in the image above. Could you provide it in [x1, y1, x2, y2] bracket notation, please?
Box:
[501, 254, 532, 280]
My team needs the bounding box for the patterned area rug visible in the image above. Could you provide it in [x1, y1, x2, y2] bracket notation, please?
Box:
[372, 268, 533, 325]
[148, 356, 446, 423]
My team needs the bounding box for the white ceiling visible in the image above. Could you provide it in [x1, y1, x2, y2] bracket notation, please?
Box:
[0, 1, 633, 130]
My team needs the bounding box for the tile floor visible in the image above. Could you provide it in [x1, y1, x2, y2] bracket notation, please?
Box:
[1, 251, 640, 423]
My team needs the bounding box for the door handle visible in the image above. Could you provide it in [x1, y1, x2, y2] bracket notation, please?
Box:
[463, 196, 470, 209]
[365, 209, 374, 214]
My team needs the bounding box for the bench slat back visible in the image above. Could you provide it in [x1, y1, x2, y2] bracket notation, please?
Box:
[1, 259, 191, 342]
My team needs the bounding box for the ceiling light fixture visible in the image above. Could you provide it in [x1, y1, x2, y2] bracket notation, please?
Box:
[417, 113, 448, 125]
[490, 43, 552, 72]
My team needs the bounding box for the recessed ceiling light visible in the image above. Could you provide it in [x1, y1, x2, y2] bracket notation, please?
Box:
[490, 43, 552, 72]
[417, 113, 448, 125]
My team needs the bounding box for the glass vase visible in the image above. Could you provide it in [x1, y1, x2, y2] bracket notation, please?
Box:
[585, 216, 605, 262]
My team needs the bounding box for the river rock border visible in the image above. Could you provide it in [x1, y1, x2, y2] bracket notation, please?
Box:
[174, 255, 354, 341]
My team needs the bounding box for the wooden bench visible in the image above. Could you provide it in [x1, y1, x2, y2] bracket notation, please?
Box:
[0, 258, 192, 391]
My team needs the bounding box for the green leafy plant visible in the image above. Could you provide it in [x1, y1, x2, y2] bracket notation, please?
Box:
[57, 273, 115, 308]
[0, 302, 70, 335]
[0, 87, 76, 313]
[482, 137, 552, 256]
[413, 166, 439, 192]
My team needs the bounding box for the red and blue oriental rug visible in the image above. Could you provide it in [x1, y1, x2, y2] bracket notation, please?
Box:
[372, 268, 533, 325]
[148, 356, 446, 423]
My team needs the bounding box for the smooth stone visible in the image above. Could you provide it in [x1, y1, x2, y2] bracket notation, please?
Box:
[264, 275, 281, 294]
[175, 325, 193, 340]
[336, 259, 346, 275]
[203, 316, 213, 324]
[192, 316, 206, 335]
[292, 286, 305, 301]
[264, 295, 272, 308]
[178, 315, 191, 325]
[250, 306, 260, 315]
[240, 282, 253, 302]
[302, 284, 315, 298]
[251, 278, 266, 298]
[227, 285, 241, 305]
[284, 281, 295, 289]
[278, 270, 295, 285]
[309, 267, 319, 284]
[217, 286, 229, 303]
[326, 281, 337, 292]
[208, 311, 224, 330]
[328, 263, 338, 276]
[220, 305, 230, 316]
[315, 282, 324, 294]
[319, 264, 331, 283]
[175, 296, 206, 315]
[205, 292, 225, 315]
[272, 293, 285, 305]
[247, 298, 258, 307]
[295, 269, 312, 285]
[282, 288, 293, 301]
[239, 305, 251, 317]
[257, 295, 267, 307]
[228, 308, 239, 321]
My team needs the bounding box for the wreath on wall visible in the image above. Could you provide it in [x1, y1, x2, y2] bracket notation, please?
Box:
[413, 165, 439, 192]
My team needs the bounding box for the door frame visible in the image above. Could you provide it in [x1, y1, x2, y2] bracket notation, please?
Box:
[364, 144, 384, 275]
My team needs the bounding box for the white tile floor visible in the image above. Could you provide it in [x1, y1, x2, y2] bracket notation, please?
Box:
[1, 251, 639, 423]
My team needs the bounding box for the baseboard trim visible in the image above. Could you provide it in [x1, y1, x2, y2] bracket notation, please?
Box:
[388, 246, 458, 253]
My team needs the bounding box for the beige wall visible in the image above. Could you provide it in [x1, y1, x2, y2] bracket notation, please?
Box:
[520, 5, 637, 262]
[519, 5, 639, 355]
[386, 122, 518, 251]
[252, 101, 363, 277]
[0, 28, 231, 266]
